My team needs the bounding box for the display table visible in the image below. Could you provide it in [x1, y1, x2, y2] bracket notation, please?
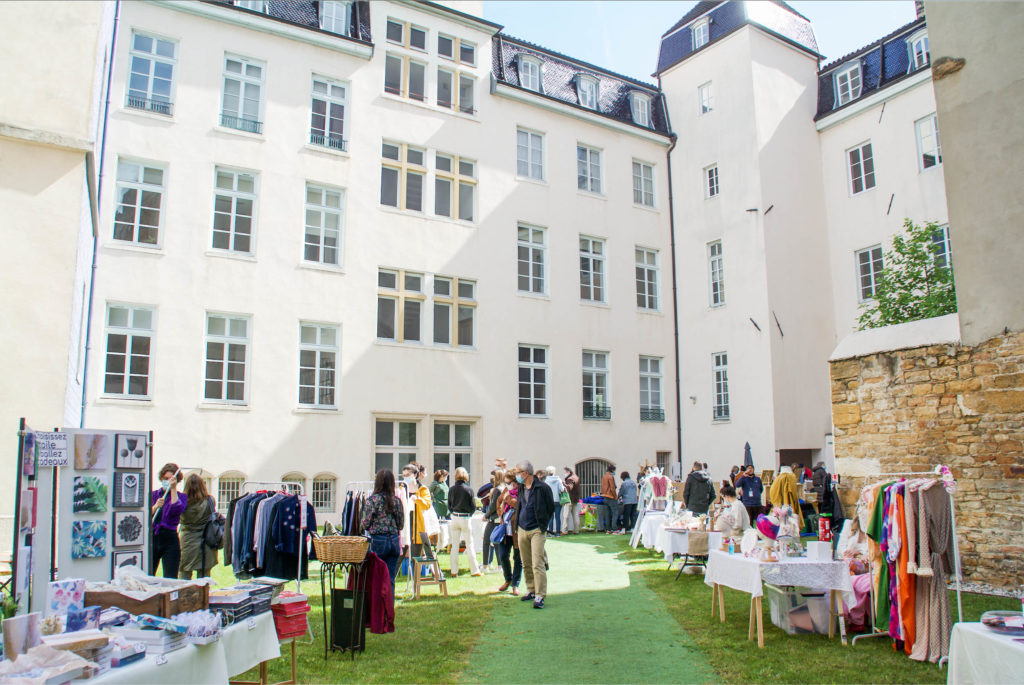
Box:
[947, 622, 1024, 685]
[637, 513, 666, 549]
[94, 612, 281, 685]
[437, 514, 485, 553]
[656, 528, 723, 565]
[704, 550, 853, 648]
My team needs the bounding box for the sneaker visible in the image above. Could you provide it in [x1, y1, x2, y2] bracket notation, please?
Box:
[533, 596, 545, 609]
[520, 592, 535, 602]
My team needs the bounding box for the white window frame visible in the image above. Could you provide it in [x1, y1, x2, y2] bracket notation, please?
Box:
[932, 224, 952, 270]
[856, 245, 884, 302]
[639, 356, 664, 421]
[125, 31, 177, 115]
[576, 144, 602, 194]
[374, 419, 419, 474]
[434, 153, 477, 222]
[632, 160, 655, 207]
[432, 275, 476, 348]
[517, 224, 546, 295]
[712, 352, 730, 421]
[310, 75, 348, 151]
[217, 473, 245, 512]
[915, 113, 942, 171]
[203, 313, 251, 404]
[319, 0, 352, 36]
[692, 18, 710, 49]
[708, 240, 725, 307]
[432, 422, 473, 481]
[835, 63, 862, 107]
[847, 141, 876, 195]
[221, 53, 265, 133]
[312, 474, 337, 513]
[698, 81, 713, 115]
[579, 236, 606, 303]
[379, 141, 426, 212]
[582, 350, 610, 420]
[909, 30, 929, 70]
[235, 0, 266, 11]
[102, 304, 155, 399]
[303, 182, 344, 267]
[212, 167, 258, 254]
[630, 92, 652, 127]
[518, 344, 548, 417]
[113, 158, 165, 247]
[577, 74, 599, 110]
[705, 163, 720, 198]
[298, 322, 339, 408]
[518, 55, 542, 93]
[516, 127, 545, 181]
[281, 472, 306, 495]
[635, 247, 659, 311]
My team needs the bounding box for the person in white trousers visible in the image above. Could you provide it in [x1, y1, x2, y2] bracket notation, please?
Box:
[447, 467, 482, 577]
[562, 467, 581, 534]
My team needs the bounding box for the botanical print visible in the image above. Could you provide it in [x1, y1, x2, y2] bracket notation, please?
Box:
[45, 578, 85, 617]
[72, 476, 109, 513]
[112, 550, 144, 574]
[113, 512, 144, 547]
[74, 433, 111, 471]
[113, 471, 142, 508]
[65, 605, 100, 633]
[71, 520, 107, 559]
[115, 433, 147, 469]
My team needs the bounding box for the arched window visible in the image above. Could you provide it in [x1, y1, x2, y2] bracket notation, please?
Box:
[217, 471, 245, 511]
[312, 473, 337, 513]
[282, 472, 306, 495]
[575, 458, 614, 500]
[183, 468, 214, 498]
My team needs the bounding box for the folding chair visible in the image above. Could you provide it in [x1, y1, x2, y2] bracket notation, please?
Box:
[412, 532, 448, 599]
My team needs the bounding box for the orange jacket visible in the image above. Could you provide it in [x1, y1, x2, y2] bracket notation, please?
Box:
[601, 472, 617, 499]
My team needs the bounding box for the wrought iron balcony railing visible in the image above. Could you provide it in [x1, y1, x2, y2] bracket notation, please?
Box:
[220, 113, 263, 134]
[125, 94, 173, 116]
[583, 404, 611, 420]
[640, 407, 665, 422]
[309, 132, 347, 151]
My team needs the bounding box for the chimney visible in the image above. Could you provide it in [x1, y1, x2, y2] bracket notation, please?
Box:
[915, 1, 925, 19]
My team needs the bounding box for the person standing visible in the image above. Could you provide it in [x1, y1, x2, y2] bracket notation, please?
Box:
[447, 467, 482, 577]
[600, 464, 619, 533]
[481, 470, 505, 573]
[544, 466, 566, 537]
[360, 469, 405, 587]
[495, 472, 523, 595]
[151, 463, 186, 578]
[683, 461, 715, 515]
[401, 464, 432, 555]
[562, 467, 580, 535]
[514, 460, 554, 609]
[177, 474, 218, 580]
[735, 464, 764, 524]
[429, 470, 449, 521]
[729, 465, 741, 485]
[618, 471, 638, 532]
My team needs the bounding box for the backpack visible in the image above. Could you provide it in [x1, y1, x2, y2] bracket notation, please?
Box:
[203, 496, 226, 550]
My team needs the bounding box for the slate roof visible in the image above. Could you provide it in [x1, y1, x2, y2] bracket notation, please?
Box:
[205, 0, 373, 44]
[492, 34, 671, 136]
[815, 17, 928, 119]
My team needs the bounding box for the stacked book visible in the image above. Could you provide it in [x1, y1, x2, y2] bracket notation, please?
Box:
[270, 591, 310, 640]
[231, 583, 274, 616]
[209, 588, 252, 626]
[113, 626, 186, 655]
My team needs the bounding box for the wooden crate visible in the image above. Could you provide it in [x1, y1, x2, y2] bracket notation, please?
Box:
[166, 583, 209, 616]
[84, 583, 209, 618]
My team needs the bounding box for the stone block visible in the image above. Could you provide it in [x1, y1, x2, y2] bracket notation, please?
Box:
[947, 378, 983, 393]
[830, 359, 861, 380]
[991, 373, 1024, 390]
[832, 404, 861, 427]
[905, 370, 932, 383]
[961, 390, 1024, 415]
[973, 362, 999, 376]
[930, 366, 958, 381]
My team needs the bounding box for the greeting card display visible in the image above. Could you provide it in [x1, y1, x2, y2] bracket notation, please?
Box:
[112, 550, 144, 574]
[113, 512, 144, 547]
[74, 433, 111, 471]
[71, 520, 107, 559]
[66, 605, 101, 633]
[115, 433, 147, 469]
[2, 612, 41, 658]
[45, 578, 85, 617]
[72, 476, 108, 513]
[112, 471, 142, 508]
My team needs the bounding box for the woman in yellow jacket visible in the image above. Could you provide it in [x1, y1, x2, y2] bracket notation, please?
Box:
[401, 464, 432, 551]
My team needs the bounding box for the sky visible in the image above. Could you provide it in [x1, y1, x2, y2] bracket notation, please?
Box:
[482, 1, 919, 83]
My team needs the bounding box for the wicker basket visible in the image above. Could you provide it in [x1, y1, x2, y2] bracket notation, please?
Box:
[313, 535, 369, 564]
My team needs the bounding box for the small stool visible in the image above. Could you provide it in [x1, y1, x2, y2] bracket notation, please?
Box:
[412, 532, 448, 599]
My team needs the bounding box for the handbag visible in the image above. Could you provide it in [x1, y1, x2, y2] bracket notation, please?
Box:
[490, 523, 507, 543]
[559, 489, 571, 506]
[203, 496, 226, 550]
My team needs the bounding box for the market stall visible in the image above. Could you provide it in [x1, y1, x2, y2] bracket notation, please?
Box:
[947, 620, 1024, 685]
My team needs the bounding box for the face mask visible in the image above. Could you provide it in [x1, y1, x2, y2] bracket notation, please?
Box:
[515, 475, 524, 484]
[161, 479, 171, 490]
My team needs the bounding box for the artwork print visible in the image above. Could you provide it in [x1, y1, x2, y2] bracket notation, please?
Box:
[19, 487, 36, 533]
[113, 471, 142, 508]
[112, 550, 144, 575]
[22, 431, 36, 478]
[113, 512, 144, 548]
[45, 578, 85, 617]
[74, 433, 111, 471]
[73, 476, 108, 513]
[115, 433, 147, 469]
[71, 520, 107, 559]
[66, 606, 100, 633]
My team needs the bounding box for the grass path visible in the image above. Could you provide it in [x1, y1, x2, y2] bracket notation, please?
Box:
[460, 535, 715, 684]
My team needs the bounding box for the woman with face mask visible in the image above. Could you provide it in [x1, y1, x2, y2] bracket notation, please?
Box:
[402, 464, 432, 556]
[151, 462, 186, 578]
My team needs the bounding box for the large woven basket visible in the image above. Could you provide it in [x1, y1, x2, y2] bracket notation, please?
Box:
[313, 535, 369, 564]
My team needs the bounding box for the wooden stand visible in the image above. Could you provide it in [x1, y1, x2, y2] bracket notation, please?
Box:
[710, 582, 845, 649]
[229, 638, 297, 685]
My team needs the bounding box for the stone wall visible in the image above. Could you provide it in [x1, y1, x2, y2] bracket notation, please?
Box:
[829, 330, 1024, 588]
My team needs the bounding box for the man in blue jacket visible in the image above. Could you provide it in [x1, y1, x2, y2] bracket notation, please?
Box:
[513, 460, 555, 609]
[734, 464, 764, 524]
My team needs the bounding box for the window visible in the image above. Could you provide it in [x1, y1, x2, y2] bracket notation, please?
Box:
[932, 225, 952, 269]
[303, 183, 344, 266]
[374, 419, 417, 474]
[632, 161, 655, 207]
[458, 74, 475, 115]
[312, 475, 337, 512]
[577, 145, 602, 194]
[221, 54, 264, 133]
[310, 76, 347, 151]
[692, 18, 709, 49]
[835, 64, 862, 106]
[113, 159, 164, 246]
[582, 351, 610, 420]
[103, 304, 154, 398]
[630, 92, 652, 127]
[516, 128, 544, 180]
[386, 20, 403, 44]
[910, 31, 929, 70]
[408, 60, 426, 101]
[518, 56, 542, 92]
[460, 42, 476, 66]
[384, 55, 403, 95]
[235, 0, 265, 11]
[635, 248, 659, 310]
[438, 35, 454, 59]
[380, 142, 425, 211]
[319, 0, 351, 36]
[639, 356, 664, 422]
[705, 164, 720, 198]
[436, 69, 476, 114]
[698, 81, 713, 115]
[217, 474, 244, 512]
[433, 423, 472, 480]
[577, 75, 598, 110]
[299, 323, 338, 407]
[517, 224, 546, 294]
[432, 276, 476, 348]
[410, 26, 427, 51]
[434, 153, 476, 221]
[125, 32, 176, 115]
[204, 314, 250, 403]
[377, 269, 422, 342]
[282, 473, 305, 494]
[856, 245, 884, 302]
[713, 352, 729, 421]
[383, 53, 425, 101]
[437, 69, 454, 108]
[579, 236, 606, 302]
[847, 142, 876, 195]
[518, 345, 547, 416]
[212, 167, 257, 254]
[915, 114, 942, 171]
[708, 240, 725, 307]
[438, 35, 475, 65]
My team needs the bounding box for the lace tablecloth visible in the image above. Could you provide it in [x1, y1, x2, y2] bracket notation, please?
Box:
[656, 528, 723, 561]
[704, 550, 854, 600]
[638, 513, 666, 549]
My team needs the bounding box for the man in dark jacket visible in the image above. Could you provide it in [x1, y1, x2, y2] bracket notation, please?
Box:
[514, 460, 554, 609]
[682, 461, 715, 515]
[811, 463, 829, 506]
[735, 465, 764, 523]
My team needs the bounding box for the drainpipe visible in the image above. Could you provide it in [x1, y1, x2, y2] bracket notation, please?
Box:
[81, 0, 120, 428]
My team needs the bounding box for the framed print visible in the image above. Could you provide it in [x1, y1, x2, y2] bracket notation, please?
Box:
[112, 550, 144, 575]
[112, 471, 143, 508]
[74, 433, 111, 471]
[72, 476, 108, 514]
[113, 512, 144, 548]
[71, 520, 107, 559]
[115, 433, 147, 469]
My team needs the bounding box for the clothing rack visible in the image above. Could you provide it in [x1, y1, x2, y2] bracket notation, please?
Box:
[242, 481, 306, 593]
[849, 466, 962, 668]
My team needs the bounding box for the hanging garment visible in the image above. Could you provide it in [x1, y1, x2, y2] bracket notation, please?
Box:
[768, 471, 804, 527]
[348, 552, 395, 634]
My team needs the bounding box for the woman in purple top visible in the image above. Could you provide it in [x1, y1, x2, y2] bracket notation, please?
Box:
[150, 462, 186, 578]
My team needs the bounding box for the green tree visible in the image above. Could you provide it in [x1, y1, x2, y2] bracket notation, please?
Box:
[858, 219, 957, 330]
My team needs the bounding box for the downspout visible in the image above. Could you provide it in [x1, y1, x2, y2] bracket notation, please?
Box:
[81, 0, 120, 428]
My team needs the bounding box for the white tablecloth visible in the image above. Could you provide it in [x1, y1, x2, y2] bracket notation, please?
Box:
[220, 610, 280, 676]
[638, 513, 666, 549]
[437, 514, 486, 553]
[656, 528, 723, 561]
[948, 622, 1024, 685]
[704, 550, 854, 601]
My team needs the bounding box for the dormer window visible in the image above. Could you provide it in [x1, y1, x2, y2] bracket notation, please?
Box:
[577, 75, 599, 110]
[518, 55, 542, 93]
[909, 30, 930, 70]
[630, 92, 652, 127]
[692, 18, 710, 49]
[319, 1, 351, 36]
[835, 63, 862, 107]
[235, 0, 266, 12]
